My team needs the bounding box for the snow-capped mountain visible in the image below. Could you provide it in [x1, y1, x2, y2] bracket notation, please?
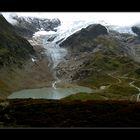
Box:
[12, 15, 61, 31]
[6, 15, 61, 39]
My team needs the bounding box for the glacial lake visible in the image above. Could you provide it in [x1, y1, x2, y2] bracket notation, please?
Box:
[8, 86, 93, 99]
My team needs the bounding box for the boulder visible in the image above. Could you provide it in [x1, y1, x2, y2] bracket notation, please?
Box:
[131, 26, 140, 36]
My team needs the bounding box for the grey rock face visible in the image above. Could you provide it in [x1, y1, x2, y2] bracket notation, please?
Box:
[59, 24, 108, 54]
[12, 16, 61, 38]
[131, 26, 140, 36]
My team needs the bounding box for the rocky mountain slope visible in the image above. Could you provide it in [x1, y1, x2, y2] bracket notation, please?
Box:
[56, 23, 140, 101]
[0, 14, 35, 67]
[59, 24, 108, 55]
[12, 15, 61, 39]
[0, 14, 53, 99]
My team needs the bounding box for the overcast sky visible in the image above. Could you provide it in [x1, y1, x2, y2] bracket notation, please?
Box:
[2, 12, 140, 27]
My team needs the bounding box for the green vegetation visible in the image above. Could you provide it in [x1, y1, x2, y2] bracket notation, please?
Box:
[63, 81, 138, 101]
[103, 84, 138, 99]
[0, 48, 9, 56]
[61, 92, 106, 101]
[0, 80, 11, 99]
[77, 71, 139, 101]
[78, 72, 117, 89]
[133, 81, 140, 88]
[86, 52, 137, 75]
[73, 35, 140, 101]
[107, 84, 137, 96]
[135, 68, 140, 75]
[95, 35, 118, 50]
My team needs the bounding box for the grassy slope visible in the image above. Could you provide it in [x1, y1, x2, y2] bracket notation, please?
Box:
[65, 35, 140, 101]
[0, 57, 54, 99]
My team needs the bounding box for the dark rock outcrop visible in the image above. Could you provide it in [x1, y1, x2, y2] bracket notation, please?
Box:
[84, 24, 108, 37]
[59, 24, 108, 54]
[12, 16, 61, 39]
[131, 26, 140, 36]
[0, 14, 36, 66]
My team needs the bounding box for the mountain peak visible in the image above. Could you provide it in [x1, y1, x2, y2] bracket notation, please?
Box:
[10, 15, 61, 39]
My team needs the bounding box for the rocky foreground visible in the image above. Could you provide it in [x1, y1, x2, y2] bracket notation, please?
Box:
[0, 99, 140, 127]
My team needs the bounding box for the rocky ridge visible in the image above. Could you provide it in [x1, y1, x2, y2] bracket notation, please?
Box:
[56, 23, 140, 84]
[12, 15, 61, 39]
[59, 24, 108, 57]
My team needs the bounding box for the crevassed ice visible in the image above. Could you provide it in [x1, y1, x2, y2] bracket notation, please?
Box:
[44, 42, 67, 68]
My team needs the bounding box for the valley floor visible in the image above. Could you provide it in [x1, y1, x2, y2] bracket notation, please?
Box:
[1, 99, 140, 127]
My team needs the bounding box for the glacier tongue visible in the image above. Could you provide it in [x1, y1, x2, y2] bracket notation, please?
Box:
[32, 29, 67, 69]
[44, 42, 67, 69]
[33, 19, 134, 70]
[38, 20, 96, 69]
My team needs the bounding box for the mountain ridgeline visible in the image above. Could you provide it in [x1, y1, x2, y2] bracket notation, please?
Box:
[0, 14, 36, 67]
[12, 15, 61, 39]
[60, 24, 108, 54]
